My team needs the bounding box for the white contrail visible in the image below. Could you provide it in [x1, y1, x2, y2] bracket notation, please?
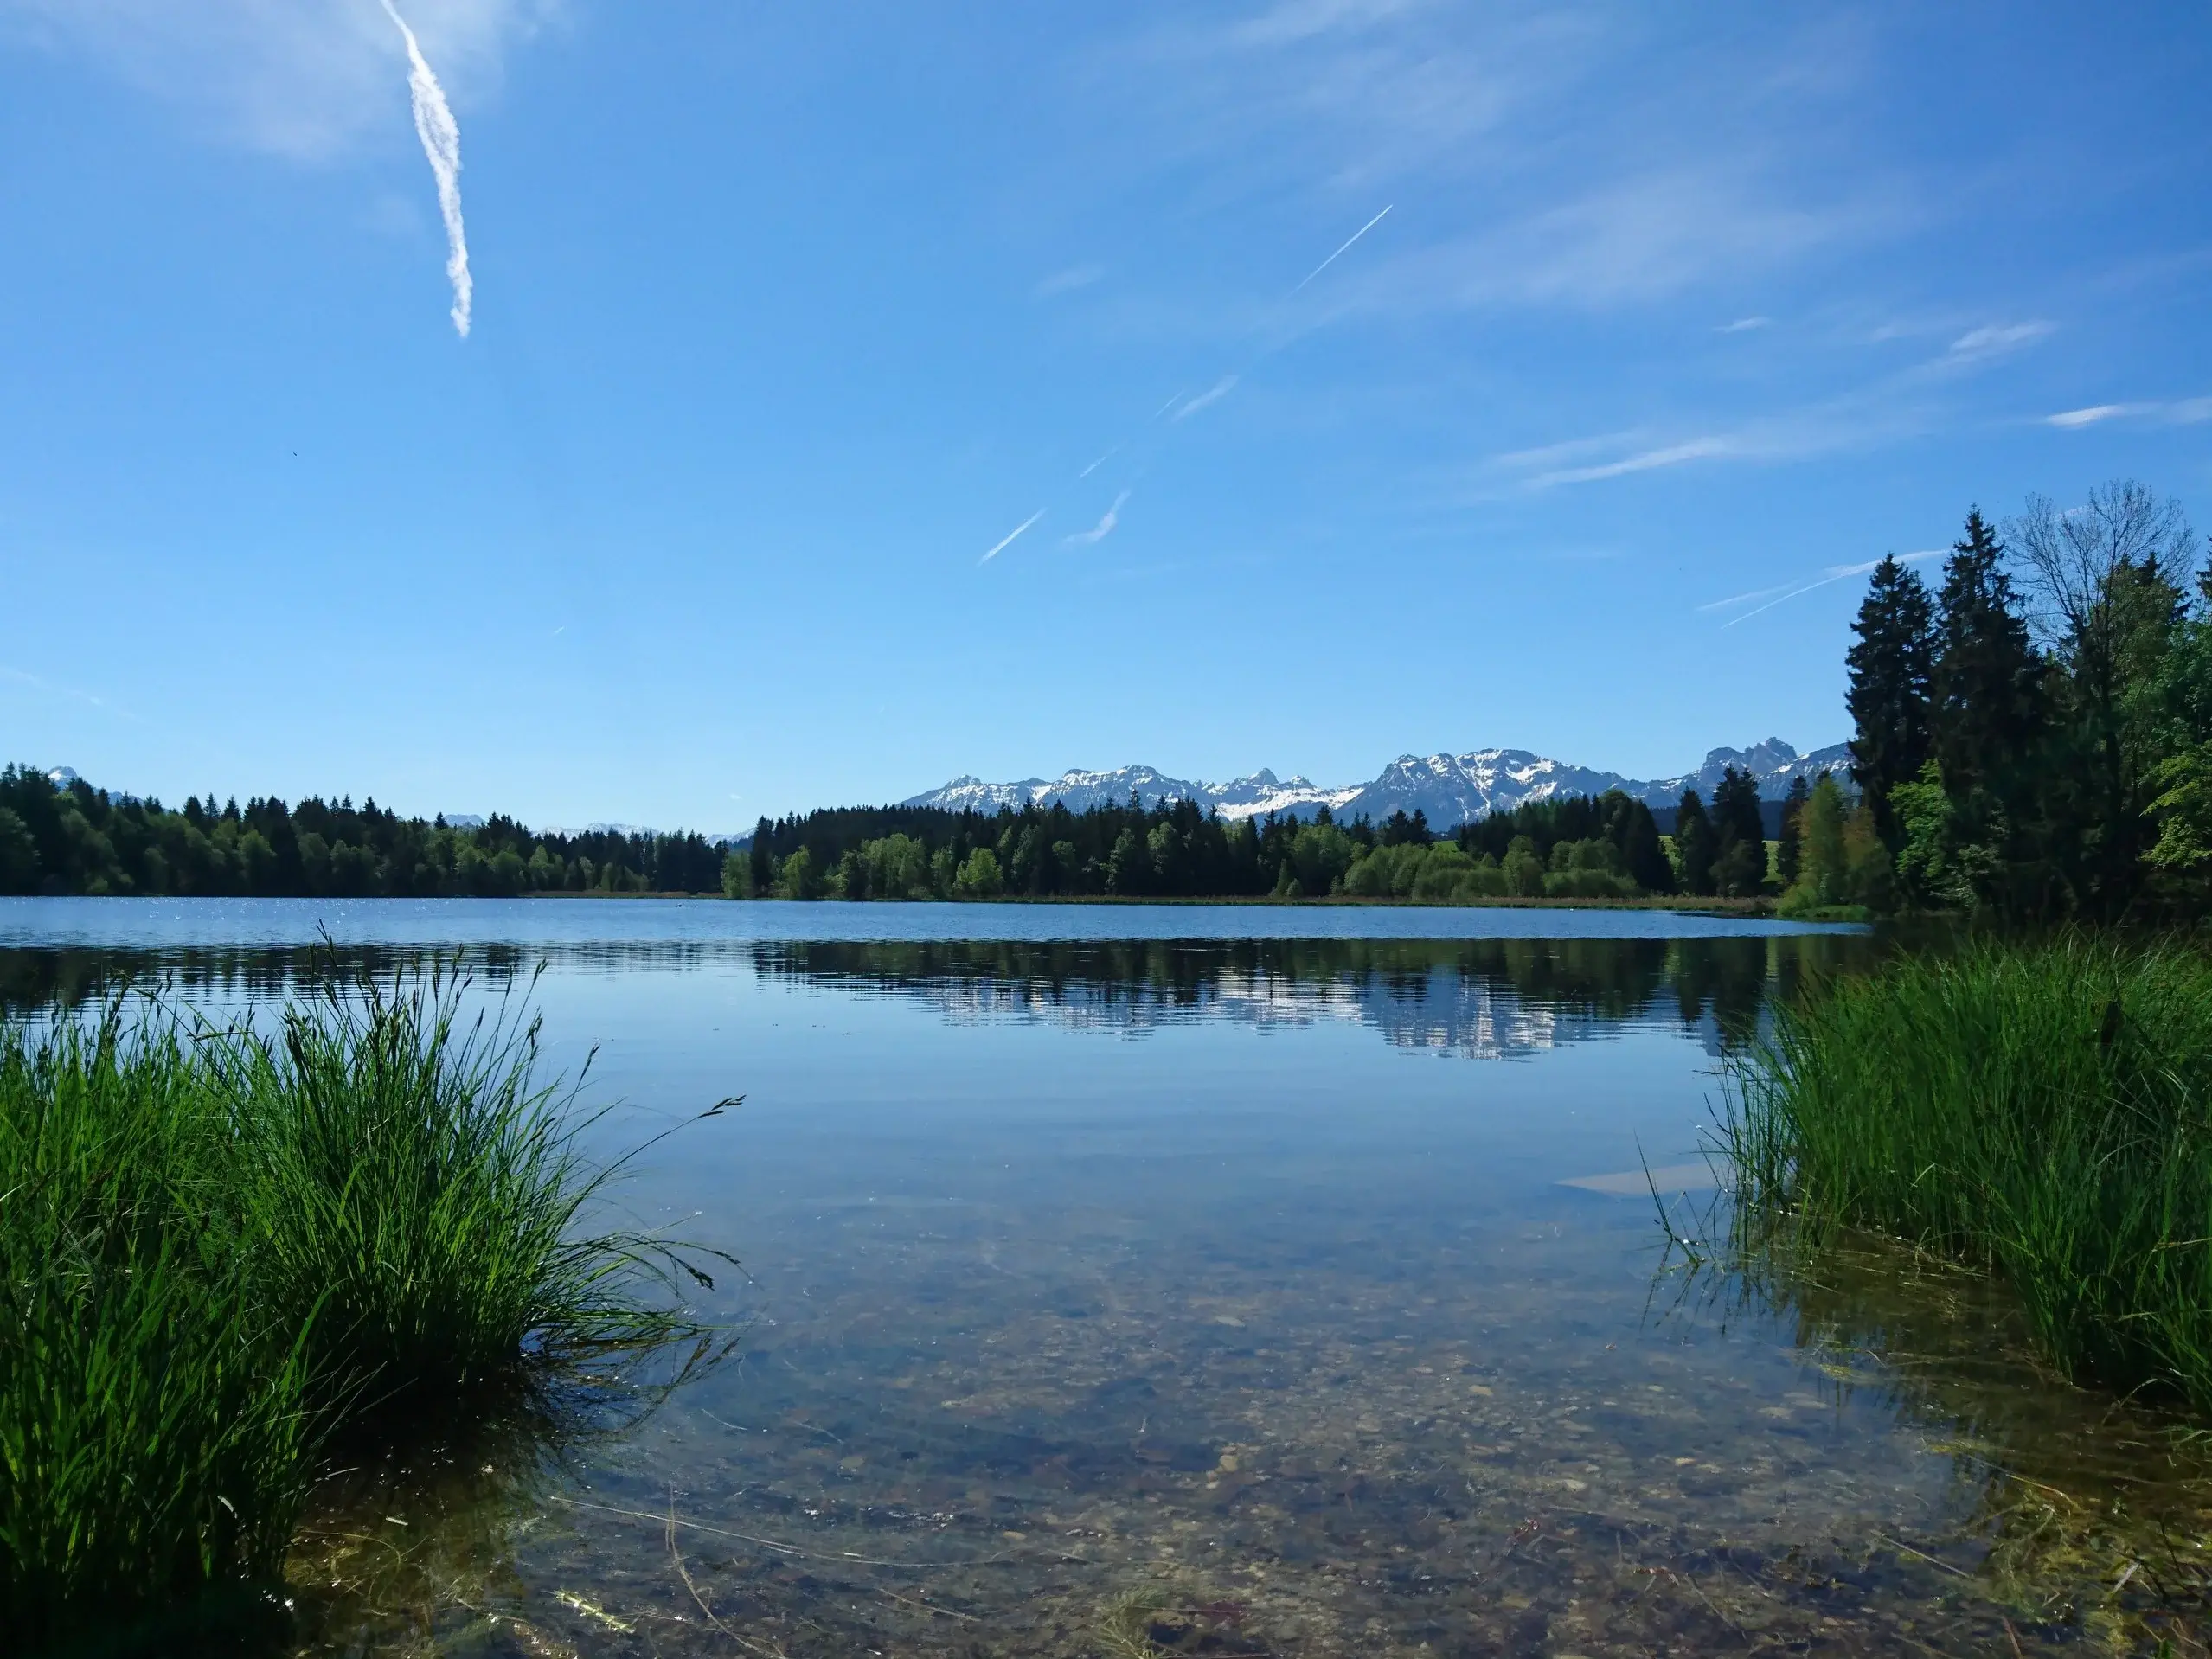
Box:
[1292, 204, 1392, 293]
[1718, 550, 1943, 628]
[381, 0, 472, 338]
[1063, 490, 1128, 547]
[1172, 375, 1237, 421]
[978, 508, 1045, 565]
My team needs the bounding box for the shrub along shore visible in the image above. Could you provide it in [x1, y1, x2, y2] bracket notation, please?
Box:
[1724, 934, 2212, 1409]
[0, 965, 727, 1656]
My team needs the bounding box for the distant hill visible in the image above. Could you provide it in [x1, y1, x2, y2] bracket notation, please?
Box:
[901, 738, 1854, 830]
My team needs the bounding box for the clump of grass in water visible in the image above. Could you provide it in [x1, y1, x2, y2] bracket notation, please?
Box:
[1722, 934, 2212, 1407]
[221, 958, 734, 1422]
[0, 1006, 317, 1655]
[1, 963, 732, 1656]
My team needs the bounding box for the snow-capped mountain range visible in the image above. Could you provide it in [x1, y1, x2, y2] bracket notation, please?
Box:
[903, 738, 1854, 827]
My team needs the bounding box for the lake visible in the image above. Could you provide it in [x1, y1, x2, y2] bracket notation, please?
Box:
[7, 897, 2207, 1656]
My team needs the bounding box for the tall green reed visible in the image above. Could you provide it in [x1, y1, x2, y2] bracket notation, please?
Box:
[217, 959, 732, 1419]
[0, 1009, 317, 1653]
[1723, 935, 2212, 1406]
[2, 960, 732, 1654]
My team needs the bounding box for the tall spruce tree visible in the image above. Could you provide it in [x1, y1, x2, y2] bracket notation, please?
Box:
[1613, 796, 1675, 894]
[1709, 767, 1767, 896]
[1928, 509, 2049, 912]
[1674, 790, 1716, 896]
[1846, 553, 1935, 846]
[1933, 509, 2044, 801]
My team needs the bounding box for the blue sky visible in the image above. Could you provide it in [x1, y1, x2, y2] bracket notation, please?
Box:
[3, 2, 2208, 830]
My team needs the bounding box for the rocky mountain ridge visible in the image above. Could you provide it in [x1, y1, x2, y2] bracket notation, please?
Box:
[903, 738, 1853, 827]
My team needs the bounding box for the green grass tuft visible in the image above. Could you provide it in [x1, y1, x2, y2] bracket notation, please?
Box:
[1724, 934, 2212, 1406]
[219, 961, 725, 1419]
[0, 964, 729, 1656]
[0, 1009, 317, 1653]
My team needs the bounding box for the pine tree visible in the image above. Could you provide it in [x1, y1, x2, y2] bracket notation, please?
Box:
[1674, 791, 1716, 896]
[1707, 768, 1766, 896]
[1933, 509, 2044, 804]
[1613, 796, 1675, 894]
[1846, 554, 1935, 846]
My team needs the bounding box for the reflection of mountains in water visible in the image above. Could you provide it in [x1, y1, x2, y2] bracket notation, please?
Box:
[2, 935, 1875, 1062]
[745, 937, 1874, 1060]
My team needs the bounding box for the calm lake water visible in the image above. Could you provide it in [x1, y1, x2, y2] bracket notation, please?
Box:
[8, 898, 2209, 1656]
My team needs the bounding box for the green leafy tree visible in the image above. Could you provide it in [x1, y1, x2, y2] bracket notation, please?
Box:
[1502, 836, 1545, 898]
[953, 847, 1004, 899]
[2014, 481, 2196, 918]
[1777, 773, 1810, 887]
[1792, 775, 1850, 907]
[773, 847, 820, 900]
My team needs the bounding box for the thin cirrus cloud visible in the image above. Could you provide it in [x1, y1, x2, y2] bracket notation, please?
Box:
[1491, 311, 2069, 495]
[1033, 264, 1105, 298]
[2045, 397, 2212, 429]
[1, 0, 536, 161]
[1716, 316, 1771, 333]
[1115, 5, 1912, 321]
[1944, 320, 2052, 362]
[1527, 436, 1733, 488]
[1063, 491, 1131, 548]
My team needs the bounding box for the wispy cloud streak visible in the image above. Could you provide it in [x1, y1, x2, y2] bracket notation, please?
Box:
[381, 0, 471, 337]
[1172, 375, 1239, 421]
[1292, 203, 1392, 292]
[978, 509, 1046, 564]
[1531, 437, 1729, 487]
[2045, 396, 2212, 429]
[1063, 491, 1130, 547]
[1716, 549, 1942, 628]
[1944, 321, 2049, 362]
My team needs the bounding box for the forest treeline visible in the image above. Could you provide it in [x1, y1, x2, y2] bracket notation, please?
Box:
[1819, 478, 2212, 922]
[0, 775, 727, 897]
[735, 786, 1718, 902]
[3, 759, 1748, 905]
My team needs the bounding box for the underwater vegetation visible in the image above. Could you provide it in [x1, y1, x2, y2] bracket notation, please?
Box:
[0, 961, 728, 1656]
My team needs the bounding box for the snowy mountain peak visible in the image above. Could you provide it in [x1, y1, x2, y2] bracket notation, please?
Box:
[901, 740, 1855, 827]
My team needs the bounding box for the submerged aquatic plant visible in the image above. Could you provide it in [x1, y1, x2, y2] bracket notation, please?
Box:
[1723, 934, 2212, 1406]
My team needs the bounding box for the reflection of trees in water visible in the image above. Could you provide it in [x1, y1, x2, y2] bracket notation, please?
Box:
[1, 933, 1875, 1062]
[750, 937, 1874, 1060]
[0, 941, 733, 1017]
[1670, 1220, 2212, 1645]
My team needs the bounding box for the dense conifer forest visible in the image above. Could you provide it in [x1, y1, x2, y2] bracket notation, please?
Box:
[0, 777, 726, 897]
[7, 478, 2205, 917]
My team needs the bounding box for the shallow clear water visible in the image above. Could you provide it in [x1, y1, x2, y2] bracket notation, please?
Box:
[8, 898, 2209, 1656]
